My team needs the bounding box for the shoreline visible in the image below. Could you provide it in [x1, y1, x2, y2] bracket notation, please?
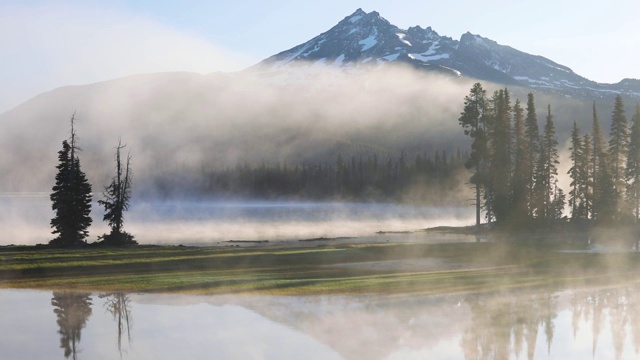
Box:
[1, 230, 639, 296]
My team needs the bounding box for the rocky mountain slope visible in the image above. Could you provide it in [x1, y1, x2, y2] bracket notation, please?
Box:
[255, 8, 640, 99]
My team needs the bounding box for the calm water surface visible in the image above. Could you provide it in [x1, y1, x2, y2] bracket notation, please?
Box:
[3, 285, 640, 359]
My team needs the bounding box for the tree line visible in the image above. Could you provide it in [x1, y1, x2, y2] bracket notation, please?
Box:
[460, 83, 640, 228]
[49, 114, 135, 247]
[201, 150, 467, 203]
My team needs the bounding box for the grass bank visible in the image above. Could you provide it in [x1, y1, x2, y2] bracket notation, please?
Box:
[1, 242, 640, 295]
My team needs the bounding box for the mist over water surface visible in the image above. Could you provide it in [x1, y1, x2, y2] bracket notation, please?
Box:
[0, 195, 473, 245]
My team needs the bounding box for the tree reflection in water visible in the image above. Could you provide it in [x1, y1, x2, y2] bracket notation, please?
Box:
[100, 292, 133, 357]
[42, 284, 640, 359]
[570, 287, 640, 360]
[460, 291, 557, 360]
[51, 292, 93, 360]
[458, 286, 640, 360]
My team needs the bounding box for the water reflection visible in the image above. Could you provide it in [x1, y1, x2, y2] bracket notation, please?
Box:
[14, 284, 640, 359]
[455, 287, 640, 360]
[570, 287, 640, 360]
[51, 292, 93, 360]
[459, 291, 557, 360]
[100, 293, 133, 356]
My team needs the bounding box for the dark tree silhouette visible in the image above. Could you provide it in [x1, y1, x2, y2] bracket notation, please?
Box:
[626, 105, 640, 221]
[50, 114, 92, 246]
[51, 292, 93, 360]
[459, 83, 489, 226]
[488, 88, 512, 224]
[511, 98, 529, 224]
[580, 133, 593, 220]
[568, 121, 584, 219]
[532, 105, 559, 220]
[609, 95, 629, 194]
[524, 93, 541, 218]
[591, 103, 608, 222]
[98, 139, 136, 245]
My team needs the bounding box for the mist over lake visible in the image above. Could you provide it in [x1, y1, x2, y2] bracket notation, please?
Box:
[0, 195, 473, 246]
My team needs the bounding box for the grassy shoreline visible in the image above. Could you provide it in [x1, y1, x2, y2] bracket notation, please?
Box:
[2, 239, 640, 296]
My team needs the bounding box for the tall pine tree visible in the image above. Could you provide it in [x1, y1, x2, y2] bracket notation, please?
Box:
[50, 114, 93, 246]
[591, 102, 608, 221]
[488, 89, 512, 224]
[568, 121, 584, 220]
[533, 105, 559, 220]
[609, 95, 629, 183]
[524, 93, 540, 217]
[511, 98, 529, 223]
[581, 133, 593, 219]
[459, 83, 489, 226]
[608, 95, 629, 219]
[626, 105, 640, 220]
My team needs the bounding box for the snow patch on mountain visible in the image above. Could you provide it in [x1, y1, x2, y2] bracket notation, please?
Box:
[409, 53, 450, 62]
[359, 30, 378, 51]
[397, 33, 411, 46]
[349, 14, 363, 23]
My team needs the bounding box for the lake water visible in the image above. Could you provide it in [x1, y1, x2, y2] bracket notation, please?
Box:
[0, 195, 474, 246]
[4, 284, 640, 359]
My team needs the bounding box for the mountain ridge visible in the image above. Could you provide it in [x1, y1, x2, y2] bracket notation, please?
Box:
[254, 8, 640, 99]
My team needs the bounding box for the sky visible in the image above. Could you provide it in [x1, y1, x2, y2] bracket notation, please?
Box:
[2, 0, 640, 113]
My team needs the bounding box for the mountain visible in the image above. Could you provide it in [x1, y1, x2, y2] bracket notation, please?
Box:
[0, 9, 630, 195]
[255, 8, 640, 99]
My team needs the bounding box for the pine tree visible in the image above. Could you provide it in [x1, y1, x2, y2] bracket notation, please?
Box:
[488, 89, 512, 224]
[581, 133, 593, 219]
[459, 83, 489, 226]
[98, 139, 136, 245]
[511, 98, 529, 223]
[608, 95, 629, 220]
[591, 102, 608, 221]
[524, 93, 540, 217]
[568, 121, 583, 220]
[50, 115, 92, 246]
[533, 105, 559, 220]
[626, 105, 640, 220]
[609, 96, 628, 185]
[50, 141, 73, 245]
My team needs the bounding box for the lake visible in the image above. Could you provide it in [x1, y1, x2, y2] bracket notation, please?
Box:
[8, 196, 638, 359]
[0, 195, 473, 245]
[3, 283, 640, 359]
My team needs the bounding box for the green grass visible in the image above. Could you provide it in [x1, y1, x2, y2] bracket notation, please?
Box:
[2, 242, 640, 295]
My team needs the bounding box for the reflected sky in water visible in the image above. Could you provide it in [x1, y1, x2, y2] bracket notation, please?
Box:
[4, 285, 640, 359]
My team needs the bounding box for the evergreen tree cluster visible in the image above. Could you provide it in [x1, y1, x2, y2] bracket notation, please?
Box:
[202, 151, 467, 203]
[460, 83, 640, 227]
[568, 98, 640, 224]
[50, 115, 135, 247]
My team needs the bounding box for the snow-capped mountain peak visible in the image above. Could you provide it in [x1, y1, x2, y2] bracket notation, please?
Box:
[253, 8, 640, 99]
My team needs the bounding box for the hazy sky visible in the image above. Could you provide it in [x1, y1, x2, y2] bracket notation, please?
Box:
[2, 0, 640, 113]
